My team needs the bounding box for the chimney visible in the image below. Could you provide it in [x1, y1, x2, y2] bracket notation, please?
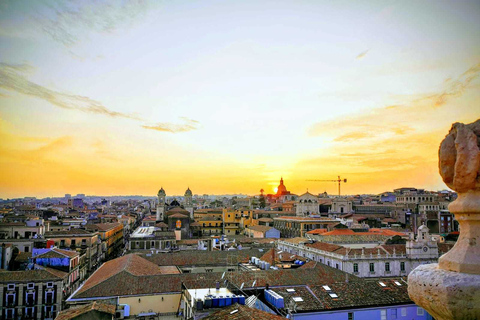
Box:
[216, 281, 220, 290]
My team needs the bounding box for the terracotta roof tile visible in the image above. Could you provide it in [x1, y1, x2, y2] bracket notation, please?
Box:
[55, 301, 116, 320]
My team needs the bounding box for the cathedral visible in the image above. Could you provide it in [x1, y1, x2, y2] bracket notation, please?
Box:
[155, 187, 194, 239]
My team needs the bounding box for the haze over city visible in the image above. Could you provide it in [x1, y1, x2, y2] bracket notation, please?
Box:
[1, 1, 479, 198]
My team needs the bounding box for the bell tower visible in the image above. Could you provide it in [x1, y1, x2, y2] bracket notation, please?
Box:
[184, 187, 193, 219]
[156, 187, 166, 221]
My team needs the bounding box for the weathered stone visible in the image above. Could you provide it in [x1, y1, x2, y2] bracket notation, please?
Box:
[408, 264, 480, 320]
[409, 119, 480, 320]
[439, 120, 480, 193]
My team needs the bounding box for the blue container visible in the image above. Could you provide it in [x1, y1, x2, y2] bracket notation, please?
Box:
[204, 297, 212, 309]
[212, 296, 219, 308]
[277, 297, 285, 309]
[238, 295, 246, 305]
[225, 295, 232, 306]
[218, 296, 225, 307]
[231, 294, 238, 304]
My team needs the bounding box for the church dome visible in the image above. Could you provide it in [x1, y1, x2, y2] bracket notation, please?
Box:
[185, 187, 192, 196]
[276, 177, 288, 195]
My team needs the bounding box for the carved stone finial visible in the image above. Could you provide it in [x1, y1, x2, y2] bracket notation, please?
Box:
[439, 119, 480, 193]
[408, 119, 480, 320]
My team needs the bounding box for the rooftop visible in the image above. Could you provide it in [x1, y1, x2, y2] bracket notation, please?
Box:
[55, 302, 116, 320]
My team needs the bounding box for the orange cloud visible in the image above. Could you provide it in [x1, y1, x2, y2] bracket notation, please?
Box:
[142, 117, 200, 133]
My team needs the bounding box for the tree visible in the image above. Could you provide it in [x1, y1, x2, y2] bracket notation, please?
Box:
[259, 195, 266, 208]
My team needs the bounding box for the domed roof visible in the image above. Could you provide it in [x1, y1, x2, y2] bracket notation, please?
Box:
[185, 187, 192, 196]
[418, 224, 429, 232]
[276, 177, 288, 195]
[157, 187, 166, 196]
[166, 207, 189, 216]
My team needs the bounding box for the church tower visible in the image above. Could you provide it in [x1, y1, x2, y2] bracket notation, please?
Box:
[406, 224, 438, 259]
[156, 187, 166, 221]
[184, 187, 193, 220]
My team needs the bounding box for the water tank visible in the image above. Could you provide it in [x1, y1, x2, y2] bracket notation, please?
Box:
[238, 295, 246, 305]
[218, 296, 225, 307]
[212, 296, 219, 308]
[232, 294, 238, 304]
[204, 296, 212, 309]
[265, 262, 271, 270]
[196, 299, 204, 310]
[225, 295, 232, 306]
[260, 261, 265, 269]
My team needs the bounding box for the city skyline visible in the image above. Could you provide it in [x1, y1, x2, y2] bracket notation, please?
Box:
[1, 1, 479, 198]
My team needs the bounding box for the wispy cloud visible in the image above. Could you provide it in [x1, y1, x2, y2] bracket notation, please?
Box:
[0, 63, 141, 120]
[356, 49, 369, 60]
[37, 1, 154, 47]
[426, 63, 480, 108]
[142, 117, 200, 133]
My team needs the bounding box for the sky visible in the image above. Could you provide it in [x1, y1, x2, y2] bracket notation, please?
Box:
[0, 0, 479, 198]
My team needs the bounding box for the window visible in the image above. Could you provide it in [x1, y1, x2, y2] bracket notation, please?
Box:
[417, 307, 425, 315]
[370, 263, 375, 273]
[353, 263, 358, 273]
[44, 305, 56, 319]
[25, 307, 35, 318]
[392, 308, 397, 319]
[26, 292, 35, 305]
[335, 263, 339, 269]
[7, 283, 15, 290]
[27, 283, 34, 289]
[293, 297, 303, 302]
[25, 246, 29, 252]
[385, 262, 390, 272]
[45, 291, 54, 304]
[401, 308, 407, 316]
[322, 285, 331, 291]
[5, 309, 15, 320]
[47, 282, 54, 288]
[6, 293, 15, 306]
[348, 312, 354, 320]
[328, 293, 338, 298]
[400, 262, 405, 271]
[380, 309, 387, 320]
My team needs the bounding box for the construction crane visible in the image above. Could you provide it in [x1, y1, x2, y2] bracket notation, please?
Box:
[306, 176, 347, 196]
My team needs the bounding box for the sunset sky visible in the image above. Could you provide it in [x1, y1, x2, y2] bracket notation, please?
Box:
[0, 1, 479, 198]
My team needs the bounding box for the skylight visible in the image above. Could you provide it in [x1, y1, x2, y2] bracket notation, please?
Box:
[322, 285, 331, 291]
[379, 282, 386, 287]
[293, 297, 304, 302]
[230, 310, 238, 314]
[329, 293, 338, 298]
[286, 289, 295, 293]
[394, 281, 402, 286]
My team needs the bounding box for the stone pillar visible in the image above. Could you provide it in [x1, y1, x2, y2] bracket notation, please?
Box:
[408, 119, 480, 320]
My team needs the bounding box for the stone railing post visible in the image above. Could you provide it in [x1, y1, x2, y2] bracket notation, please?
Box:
[408, 119, 480, 320]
